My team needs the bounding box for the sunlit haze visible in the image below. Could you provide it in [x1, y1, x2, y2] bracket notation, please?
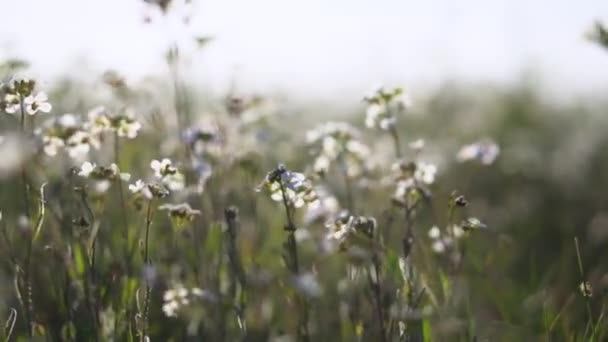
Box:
[3, 0, 608, 99]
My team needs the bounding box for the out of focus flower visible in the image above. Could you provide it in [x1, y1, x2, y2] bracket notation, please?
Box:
[2, 93, 20, 114]
[78, 161, 131, 193]
[84, 106, 141, 139]
[461, 217, 487, 231]
[129, 179, 170, 201]
[304, 186, 340, 224]
[324, 214, 378, 254]
[306, 122, 370, 177]
[159, 202, 201, 228]
[457, 140, 500, 165]
[579, 281, 593, 298]
[182, 122, 223, 156]
[0, 134, 34, 178]
[150, 158, 185, 191]
[36, 113, 100, 159]
[391, 160, 436, 208]
[162, 284, 216, 317]
[363, 86, 411, 130]
[409, 139, 425, 152]
[24, 92, 52, 115]
[257, 164, 317, 208]
[292, 272, 323, 298]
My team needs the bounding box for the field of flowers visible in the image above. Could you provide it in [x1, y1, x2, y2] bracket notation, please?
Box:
[1, 9, 608, 342]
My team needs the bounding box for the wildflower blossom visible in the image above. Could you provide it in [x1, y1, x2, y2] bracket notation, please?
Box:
[579, 281, 593, 298]
[306, 122, 370, 177]
[457, 140, 500, 165]
[78, 161, 130, 193]
[257, 165, 317, 208]
[84, 106, 142, 139]
[363, 86, 411, 130]
[24, 92, 52, 115]
[391, 160, 437, 208]
[129, 179, 170, 201]
[304, 186, 340, 224]
[150, 158, 185, 191]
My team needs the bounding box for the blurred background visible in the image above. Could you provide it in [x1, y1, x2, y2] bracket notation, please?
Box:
[1, 0, 608, 340]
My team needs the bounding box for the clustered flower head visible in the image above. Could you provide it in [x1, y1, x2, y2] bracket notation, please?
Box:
[150, 158, 185, 191]
[36, 114, 100, 158]
[85, 106, 142, 139]
[78, 161, 131, 193]
[1, 78, 52, 116]
[306, 122, 370, 177]
[162, 284, 213, 318]
[324, 213, 378, 254]
[363, 86, 410, 130]
[129, 180, 170, 209]
[158, 202, 201, 228]
[391, 160, 437, 208]
[457, 140, 500, 165]
[257, 164, 317, 208]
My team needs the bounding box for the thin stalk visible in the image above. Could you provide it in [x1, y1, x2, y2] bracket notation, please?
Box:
[141, 199, 154, 341]
[278, 181, 309, 341]
[368, 256, 387, 342]
[389, 124, 402, 159]
[114, 133, 131, 274]
[19, 97, 30, 218]
[224, 207, 247, 338]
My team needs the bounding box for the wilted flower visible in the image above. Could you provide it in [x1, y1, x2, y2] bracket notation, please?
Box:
[457, 140, 500, 165]
[158, 202, 201, 228]
[257, 165, 317, 208]
[363, 86, 411, 130]
[24, 92, 52, 115]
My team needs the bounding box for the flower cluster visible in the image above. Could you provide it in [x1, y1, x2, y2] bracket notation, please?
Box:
[324, 214, 378, 254]
[36, 114, 100, 158]
[85, 106, 142, 139]
[391, 160, 437, 208]
[363, 86, 410, 130]
[162, 285, 213, 317]
[129, 180, 170, 206]
[257, 165, 317, 208]
[457, 140, 500, 165]
[1, 78, 52, 115]
[150, 158, 185, 191]
[78, 161, 131, 193]
[306, 122, 370, 177]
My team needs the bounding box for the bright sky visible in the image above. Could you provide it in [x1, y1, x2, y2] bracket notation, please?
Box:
[3, 0, 608, 100]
